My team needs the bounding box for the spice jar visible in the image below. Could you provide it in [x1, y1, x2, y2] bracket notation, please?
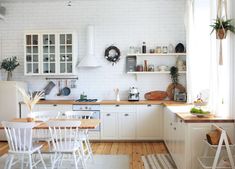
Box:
[156, 46, 161, 53]
[148, 65, 154, 72]
[162, 46, 168, 53]
[136, 65, 143, 72]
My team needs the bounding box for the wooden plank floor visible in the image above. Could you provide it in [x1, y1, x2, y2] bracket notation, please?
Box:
[0, 141, 167, 169]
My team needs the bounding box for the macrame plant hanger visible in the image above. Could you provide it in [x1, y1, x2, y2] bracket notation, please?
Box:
[217, 0, 228, 65]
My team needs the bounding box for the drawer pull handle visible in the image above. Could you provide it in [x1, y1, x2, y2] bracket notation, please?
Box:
[170, 123, 172, 126]
[106, 113, 111, 116]
[124, 114, 129, 116]
[174, 127, 176, 130]
[53, 104, 57, 107]
[115, 105, 120, 107]
[147, 104, 152, 107]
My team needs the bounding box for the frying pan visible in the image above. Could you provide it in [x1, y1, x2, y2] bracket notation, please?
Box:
[61, 80, 71, 96]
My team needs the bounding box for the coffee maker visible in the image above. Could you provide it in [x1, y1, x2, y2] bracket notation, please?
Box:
[128, 87, 140, 101]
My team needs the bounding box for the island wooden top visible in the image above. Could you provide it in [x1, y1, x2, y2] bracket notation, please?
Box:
[0, 118, 100, 129]
[20, 100, 187, 105]
[176, 113, 234, 123]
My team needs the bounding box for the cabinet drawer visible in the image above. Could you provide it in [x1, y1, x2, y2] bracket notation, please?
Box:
[101, 105, 136, 113]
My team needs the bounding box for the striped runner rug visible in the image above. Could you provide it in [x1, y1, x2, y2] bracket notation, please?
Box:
[142, 154, 177, 169]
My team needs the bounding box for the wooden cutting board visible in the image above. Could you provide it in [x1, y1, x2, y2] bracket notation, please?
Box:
[144, 91, 167, 100]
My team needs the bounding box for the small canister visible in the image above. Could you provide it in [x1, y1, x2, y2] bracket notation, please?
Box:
[148, 64, 154, 72]
[162, 46, 168, 53]
[136, 65, 144, 72]
[156, 46, 161, 53]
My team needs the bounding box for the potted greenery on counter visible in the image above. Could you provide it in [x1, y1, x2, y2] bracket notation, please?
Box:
[0, 56, 20, 81]
[210, 17, 235, 39]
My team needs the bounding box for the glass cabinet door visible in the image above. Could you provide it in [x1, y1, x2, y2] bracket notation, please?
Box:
[42, 34, 56, 74]
[25, 34, 39, 74]
[59, 34, 73, 74]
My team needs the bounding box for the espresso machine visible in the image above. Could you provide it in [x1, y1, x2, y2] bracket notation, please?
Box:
[128, 87, 140, 101]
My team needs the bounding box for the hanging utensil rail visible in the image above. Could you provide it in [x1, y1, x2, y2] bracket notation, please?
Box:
[45, 77, 78, 80]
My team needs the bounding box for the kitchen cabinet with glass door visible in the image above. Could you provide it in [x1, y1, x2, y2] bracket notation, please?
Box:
[25, 34, 40, 75]
[24, 31, 77, 75]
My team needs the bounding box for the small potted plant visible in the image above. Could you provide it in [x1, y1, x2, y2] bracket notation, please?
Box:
[0, 56, 20, 81]
[210, 17, 235, 39]
[166, 66, 186, 100]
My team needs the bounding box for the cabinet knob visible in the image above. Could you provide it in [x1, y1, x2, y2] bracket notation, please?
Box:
[115, 104, 120, 107]
[53, 104, 57, 107]
[170, 123, 172, 126]
[124, 114, 129, 116]
[174, 127, 176, 130]
[106, 113, 111, 116]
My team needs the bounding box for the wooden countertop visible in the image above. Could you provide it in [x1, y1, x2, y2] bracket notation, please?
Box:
[20, 100, 187, 105]
[176, 113, 234, 123]
[0, 118, 100, 129]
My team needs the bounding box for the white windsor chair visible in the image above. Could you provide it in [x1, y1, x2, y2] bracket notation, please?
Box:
[2, 121, 47, 169]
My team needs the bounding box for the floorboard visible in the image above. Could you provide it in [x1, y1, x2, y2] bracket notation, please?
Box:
[0, 141, 167, 169]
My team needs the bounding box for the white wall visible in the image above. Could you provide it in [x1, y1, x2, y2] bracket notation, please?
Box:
[0, 0, 186, 100]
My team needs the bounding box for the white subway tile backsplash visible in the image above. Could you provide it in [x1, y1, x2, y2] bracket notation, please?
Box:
[0, 0, 186, 100]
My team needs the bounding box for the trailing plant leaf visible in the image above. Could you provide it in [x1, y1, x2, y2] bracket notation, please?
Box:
[170, 66, 179, 84]
[210, 17, 235, 34]
[0, 56, 20, 72]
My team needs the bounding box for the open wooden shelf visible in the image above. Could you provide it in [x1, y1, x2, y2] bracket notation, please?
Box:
[127, 71, 187, 74]
[126, 53, 186, 57]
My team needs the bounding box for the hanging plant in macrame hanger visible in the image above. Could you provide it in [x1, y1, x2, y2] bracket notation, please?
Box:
[210, 0, 235, 65]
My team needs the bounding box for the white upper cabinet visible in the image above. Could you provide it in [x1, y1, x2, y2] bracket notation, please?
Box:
[24, 31, 77, 75]
[25, 34, 40, 75]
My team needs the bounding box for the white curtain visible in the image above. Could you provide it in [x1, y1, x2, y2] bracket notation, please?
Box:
[185, 0, 195, 103]
[186, 0, 232, 117]
[185, 0, 211, 103]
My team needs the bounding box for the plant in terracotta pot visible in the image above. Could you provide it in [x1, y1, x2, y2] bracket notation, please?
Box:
[0, 56, 20, 81]
[210, 17, 235, 39]
[166, 66, 186, 100]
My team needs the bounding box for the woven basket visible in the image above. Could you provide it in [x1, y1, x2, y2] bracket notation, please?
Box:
[216, 29, 227, 39]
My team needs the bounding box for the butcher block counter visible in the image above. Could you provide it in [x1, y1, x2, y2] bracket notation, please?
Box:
[165, 105, 234, 123]
[176, 113, 234, 123]
[20, 100, 187, 105]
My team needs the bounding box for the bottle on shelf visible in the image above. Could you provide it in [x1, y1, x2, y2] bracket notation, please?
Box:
[142, 42, 146, 53]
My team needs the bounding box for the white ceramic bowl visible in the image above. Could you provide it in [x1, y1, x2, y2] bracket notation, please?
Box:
[158, 65, 168, 71]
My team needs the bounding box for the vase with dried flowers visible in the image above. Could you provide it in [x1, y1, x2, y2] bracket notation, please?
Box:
[16, 86, 44, 122]
[0, 56, 20, 81]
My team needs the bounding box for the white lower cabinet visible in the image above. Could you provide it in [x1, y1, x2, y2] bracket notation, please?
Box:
[119, 111, 136, 139]
[21, 104, 72, 117]
[163, 107, 235, 169]
[101, 111, 118, 139]
[136, 105, 163, 140]
[101, 104, 162, 140]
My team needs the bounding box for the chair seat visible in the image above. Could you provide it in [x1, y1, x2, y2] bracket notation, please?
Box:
[78, 133, 88, 140]
[33, 136, 51, 142]
[8, 143, 43, 154]
[51, 141, 81, 153]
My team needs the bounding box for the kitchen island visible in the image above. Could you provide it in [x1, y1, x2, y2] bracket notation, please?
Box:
[164, 105, 235, 169]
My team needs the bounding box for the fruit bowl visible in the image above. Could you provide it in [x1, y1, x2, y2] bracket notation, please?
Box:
[190, 107, 210, 117]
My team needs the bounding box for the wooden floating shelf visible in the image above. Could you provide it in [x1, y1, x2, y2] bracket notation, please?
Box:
[126, 53, 186, 56]
[127, 71, 187, 74]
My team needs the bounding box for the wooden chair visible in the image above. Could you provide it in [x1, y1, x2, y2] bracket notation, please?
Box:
[47, 120, 87, 169]
[2, 121, 47, 169]
[65, 111, 94, 161]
